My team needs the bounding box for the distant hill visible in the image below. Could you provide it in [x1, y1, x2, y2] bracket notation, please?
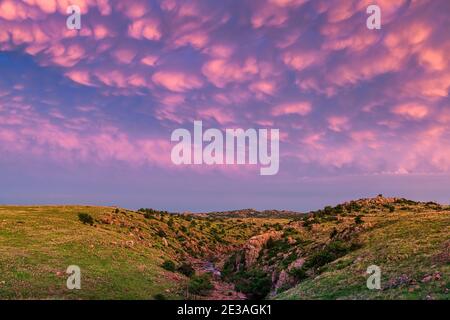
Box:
[0, 196, 448, 300]
[202, 208, 305, 219]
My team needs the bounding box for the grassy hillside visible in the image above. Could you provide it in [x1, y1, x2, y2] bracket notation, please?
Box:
[0, 205, 280, 299]
[0, 206, 182, 299]
[274, 199, 449, 300]
[0, 196, 448, 300]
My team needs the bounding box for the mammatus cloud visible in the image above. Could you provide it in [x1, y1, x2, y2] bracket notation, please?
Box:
[0, 0, 449, 177]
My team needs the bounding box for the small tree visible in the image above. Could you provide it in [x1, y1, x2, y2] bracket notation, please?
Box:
[78, 213, 94, 225]
[161, 260, 176, 272]
[354, 215, 364, 225]
[178, 263, 195, 277]
[330, 227, 338, 239]
[157, 229, 167, 237]
[188, 274, 213, 295]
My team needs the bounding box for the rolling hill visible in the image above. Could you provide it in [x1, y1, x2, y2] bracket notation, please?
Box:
[0, 196, 448, 300]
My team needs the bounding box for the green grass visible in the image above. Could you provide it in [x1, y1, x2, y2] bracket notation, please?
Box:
[0, 199, 448, 300]
[275, 210, 449, 300]
[0, 206, 181, 299]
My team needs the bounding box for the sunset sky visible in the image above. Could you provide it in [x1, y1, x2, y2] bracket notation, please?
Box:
[1, 0, 450, 211]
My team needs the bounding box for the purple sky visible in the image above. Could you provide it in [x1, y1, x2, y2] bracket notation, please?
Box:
[1, 0, 450, 212]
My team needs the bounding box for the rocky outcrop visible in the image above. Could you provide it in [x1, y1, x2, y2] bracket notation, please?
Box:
[243, 231, 283, 267]
[274, 257, 305, 291]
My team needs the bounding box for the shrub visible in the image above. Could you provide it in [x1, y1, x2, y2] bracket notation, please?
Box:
[330, 227, 338, 239]
[153, 293, 167, 300]
[144, 212, 155, 219]
[233, 269, 271, 300]
[161, 260, 176, 272]
[281, 251, 298, 269]
[302, 219, 315, 231]
[178, 263, 195, 277]
[354, 215, 364, 224]
[288, 267, 307, 281]
[264, 238, 290, 258]
[303, 240, 361, 271]
[78, 213, 94, 225]
[188, 274, 213, 295]
[157, 229, 167, 237]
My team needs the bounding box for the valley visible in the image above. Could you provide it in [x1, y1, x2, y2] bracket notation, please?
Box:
[0, 196, 448, 300]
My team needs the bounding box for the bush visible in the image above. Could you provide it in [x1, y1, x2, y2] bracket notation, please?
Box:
[233, 269, 271, 300]
[178, 263, 195, 277]
[161, 260, 176, 272]
[78, 213, 94, 225]
[153, 293, 167, 300]
[304, 240, 361, 271]
[264, 239, 290, 258]
[330, 227, 338, 239]
[288, 267, 307, 281]
[188, 274, 213, 295]
[157, 229, 167, 237]
[354, 215, 364, 224]
[144, 212, 155, 219]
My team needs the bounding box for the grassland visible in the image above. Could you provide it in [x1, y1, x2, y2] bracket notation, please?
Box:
[275, 208, 449, 299]
[0, 197, 448, 300]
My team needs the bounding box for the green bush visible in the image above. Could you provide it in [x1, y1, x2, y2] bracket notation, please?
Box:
[78, 213, 94, 225]
[144, 212, 155, 219]
[330, 227, 338, 239]
[161, 260, 176, 272]
[354, 215, 364, 224]
[188, 274, 213, 295]
[178, 263, 195, 277]
[304, 240, 361, 270]
[233, 269, 271, 300]
[288, 267, 307, 281]
[153, 293, 167, 300]
[157, 229, 167, 237]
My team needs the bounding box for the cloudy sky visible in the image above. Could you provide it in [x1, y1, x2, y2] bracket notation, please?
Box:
[0, 0, 449, 211]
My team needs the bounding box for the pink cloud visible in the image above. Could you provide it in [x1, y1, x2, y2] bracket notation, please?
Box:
[197, 107, 235, 125]
[202, 57, 259, 88]
[249, 80, 277, 96]
[152, 70, 203, 92]
[327, 116, 349, 132]
[112, 48, 137, 64]
[141, 55, 159, 66]
[392, 103, 429, 120]
[66, 70, 93, 86]
[272, 101, 312, 116]
[128, 18, 162, 41]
